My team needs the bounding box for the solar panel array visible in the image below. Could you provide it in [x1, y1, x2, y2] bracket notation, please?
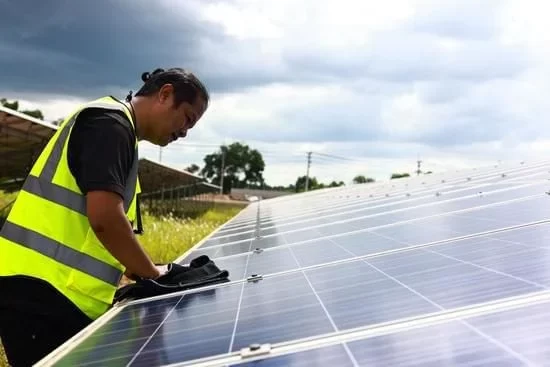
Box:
[38, 160, 550, 366]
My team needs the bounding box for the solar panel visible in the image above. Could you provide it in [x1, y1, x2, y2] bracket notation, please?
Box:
[36, 160, 550, 366]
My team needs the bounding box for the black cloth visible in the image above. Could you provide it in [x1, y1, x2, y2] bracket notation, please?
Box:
[114, 256, 230, 303]
[0, 104, 135, 366]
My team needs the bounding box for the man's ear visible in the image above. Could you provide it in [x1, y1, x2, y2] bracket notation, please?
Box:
[158, 84, 174, 104]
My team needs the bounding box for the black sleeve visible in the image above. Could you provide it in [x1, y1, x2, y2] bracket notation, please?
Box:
[67, 108, 135, 199]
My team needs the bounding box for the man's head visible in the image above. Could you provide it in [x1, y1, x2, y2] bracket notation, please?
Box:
[132, 68, 209, 146]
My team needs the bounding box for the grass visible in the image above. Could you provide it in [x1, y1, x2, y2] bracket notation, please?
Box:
[0, 344, 6, 367]
[138, 206, 242, 264]
[0, 192, 243, 367]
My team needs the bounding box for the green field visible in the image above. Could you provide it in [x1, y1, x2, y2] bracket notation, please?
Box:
[0, 191, 243, 367]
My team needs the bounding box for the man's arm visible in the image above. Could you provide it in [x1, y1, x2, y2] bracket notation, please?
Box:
[68, 108, 166, 280]
[86, 190, 161, 279]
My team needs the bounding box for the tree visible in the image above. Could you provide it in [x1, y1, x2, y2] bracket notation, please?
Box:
[353, 175, 375, 184]
[328, 181, 345, 188]
[185, 164, 200, 174]
[1, 98, 18, 111]
[201, 142, 265, 194]
[391, 173, 410, 179]
[1, 98, 45, 120]
[21, 109, 44, 120]
[295, 175, 319, 192]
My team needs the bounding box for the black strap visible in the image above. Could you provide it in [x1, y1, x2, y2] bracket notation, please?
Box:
[133, 194, 143, 235]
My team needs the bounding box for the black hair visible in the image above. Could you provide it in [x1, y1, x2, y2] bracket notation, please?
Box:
[131, 67, 209, 110]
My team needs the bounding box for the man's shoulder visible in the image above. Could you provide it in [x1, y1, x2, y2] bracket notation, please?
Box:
[76, 105, 135, 137]
[78, 105, 128, 120]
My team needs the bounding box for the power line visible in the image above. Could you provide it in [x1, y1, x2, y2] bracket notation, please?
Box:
[311, 151, 358, 161]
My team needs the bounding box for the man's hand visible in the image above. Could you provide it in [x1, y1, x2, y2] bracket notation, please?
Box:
[125, 265, 169, 281]
[86, 190, 160, 279]
[154, 264, 169, 278]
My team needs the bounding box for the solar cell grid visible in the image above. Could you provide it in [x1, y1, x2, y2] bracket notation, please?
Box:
[228, 291, 550, 367]
[37, 161, 550, 367]
[212, 181, 538, 241]
[191, 190, 550, 262]
[44, 221, 550, 366]
[200, 181, 550, 249]
[215, 164, 550, 235]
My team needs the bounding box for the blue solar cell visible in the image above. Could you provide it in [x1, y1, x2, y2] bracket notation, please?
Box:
[213, 224, 256, 237]
[202, 232, 254, 247]
[488, 222, 550, 246]
[210, 254, 249, 281]
[212, 241, 253, 257]
[371, 256, 540, 309]
[364, 249, 458, 277]
[304, 261, 439, 330]
[433, 237, 531, 262]
[53, 297, 182, 366]
[347, 321, 524, 366]
[231, 273, 335, 350]
[468, 248, 550, 287]
[468, 300, 550, 364]
[246, 247, 300, 276]
[332, 230, 406, 256]
[252, 235, 287, 249]
[291, 239, 355, 267]
[258, 227, 281, 236]
[370, 196, 550, 247]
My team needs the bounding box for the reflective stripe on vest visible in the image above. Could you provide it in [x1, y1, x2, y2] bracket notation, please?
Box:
[0, 222, 122, 286]
[1, 99, 138, 287]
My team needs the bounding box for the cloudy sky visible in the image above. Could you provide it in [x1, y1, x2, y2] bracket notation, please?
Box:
[2, 0, 549, 186]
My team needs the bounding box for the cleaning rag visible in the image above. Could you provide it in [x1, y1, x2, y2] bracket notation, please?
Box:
[113, 255, 230, 303]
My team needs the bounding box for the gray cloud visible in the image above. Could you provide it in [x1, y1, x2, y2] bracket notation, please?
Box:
[0, 0, 223, 97]
[0, 0, 527, 100]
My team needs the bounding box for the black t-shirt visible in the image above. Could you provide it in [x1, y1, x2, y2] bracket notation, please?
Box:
[0, 105, 136, 318]
[68, 107, 136, 198]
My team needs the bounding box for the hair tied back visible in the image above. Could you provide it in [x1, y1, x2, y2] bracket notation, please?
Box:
[141, 68, 165, 83]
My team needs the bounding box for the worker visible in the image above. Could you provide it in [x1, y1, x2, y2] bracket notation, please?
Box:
[0, 67, 209, 367]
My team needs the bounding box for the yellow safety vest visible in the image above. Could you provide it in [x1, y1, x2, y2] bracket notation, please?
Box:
[0, 96, 141, 320]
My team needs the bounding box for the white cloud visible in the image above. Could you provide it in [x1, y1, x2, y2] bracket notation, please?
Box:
[13, 94, 85, 122]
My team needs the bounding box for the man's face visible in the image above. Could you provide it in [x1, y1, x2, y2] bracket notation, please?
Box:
[151, 85, 207, 146]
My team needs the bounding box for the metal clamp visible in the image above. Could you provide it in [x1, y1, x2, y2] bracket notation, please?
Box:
[241, 343, 271, 358]
[247, 274, 263, 282]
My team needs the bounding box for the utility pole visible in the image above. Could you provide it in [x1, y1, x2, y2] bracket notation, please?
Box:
[219, 147, 226, 194]
[416, 158, 422, 176]
[305, 151, 312, 192]
[158, 147, 163, 163]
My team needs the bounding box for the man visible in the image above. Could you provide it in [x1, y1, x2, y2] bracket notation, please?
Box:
[0, 67, 209, 366]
